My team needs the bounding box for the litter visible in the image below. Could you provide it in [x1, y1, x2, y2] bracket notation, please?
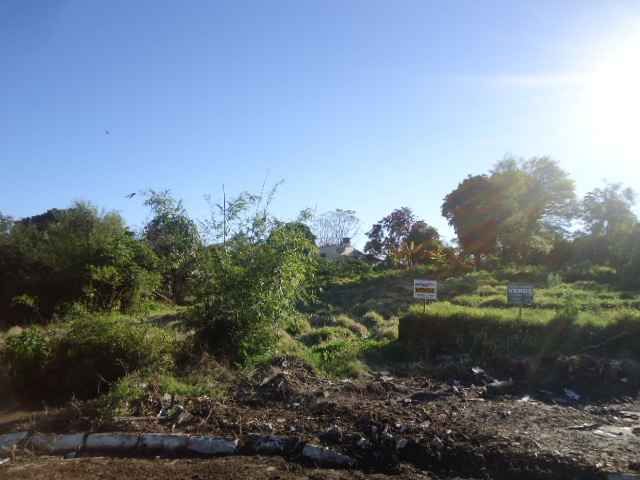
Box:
[567, 423, 599, 431]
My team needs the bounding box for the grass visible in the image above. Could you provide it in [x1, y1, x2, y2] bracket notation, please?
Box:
[5, 265, 640, 416]
[400, 302, 640, 361]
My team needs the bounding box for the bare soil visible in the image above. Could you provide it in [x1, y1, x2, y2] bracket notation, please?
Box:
[0, 456, 432, 480]
[2, 357, 640, 479]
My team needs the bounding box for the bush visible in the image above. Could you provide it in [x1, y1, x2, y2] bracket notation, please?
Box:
[0, 203, 161, 325]
[4, 315, 179, 401]
[361, 311, 385, 330]
[440, 271, 497, 297]
[563, 262, 617, 284]
[283, 313, 312, 336]
[477, 285, 499, 297]
[399, 303, 640, 361]
[318, 257, 373, 284]
[3, 327, 52, 394]
[300, 326, 355, 347]
[193, 224, 318, 363]
[310, 338, 368, 378]
[334, 314, 369, 337]
[546, 272, 563, 288]
[372, 317, 399, 341]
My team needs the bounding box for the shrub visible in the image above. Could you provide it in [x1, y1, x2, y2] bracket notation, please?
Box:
[4, 315, 179, 401]
[440, 273, 483, 297]
[334, 314, 369, 337]
[318, 257, 373, 284]
[300, 326, 355, 347]
[563, 262, 617, 284]
[494, 265, 549, 284]
[193, 224, 318, 363]
[373, 320, 399, 341]
[546, 272, 563, 288]
[283, 313, 312, 336]
[477, 285, 499, 297]
[311, 338, 367, 378]
[0, 203, 161, 324]
[361, 311, 385, 330]
[3, 327, 51, 394]
[399, 303, 640, 361]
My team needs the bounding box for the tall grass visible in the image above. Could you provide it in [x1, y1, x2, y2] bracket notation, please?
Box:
[401, 302, 640, 360]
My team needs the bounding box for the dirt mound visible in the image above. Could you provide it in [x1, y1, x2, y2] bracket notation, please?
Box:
[238, 356, 324, 405]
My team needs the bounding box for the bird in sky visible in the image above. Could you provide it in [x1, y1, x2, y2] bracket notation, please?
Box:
[125, 192, 136, 199]
[105, 130, 110, 135]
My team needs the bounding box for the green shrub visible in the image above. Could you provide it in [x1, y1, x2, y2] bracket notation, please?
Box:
[334, 314, 368, 337]
[4, 315, 179, 401]
[300, 326, 355, 346]
[494, 265, 549, 284]
[192, 224, 318, 364]
[311, 338, 368, 378]
[283, 313, 312, 336]
[0, 203, 161, 325]
[440, 271, 497, 297]
[318, 257, 373, 284]
[563, 263, 617, 284]
[399, 303, 640, 361]
[361, 311, 385, 330]
[3, 327, 52, 394]
[477, 285, 499, 296]
[546, 272, 563, 288]
[373, 319, 399, 341]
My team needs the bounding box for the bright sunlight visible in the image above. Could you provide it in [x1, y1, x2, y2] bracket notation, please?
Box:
[587, 31, 640, 149]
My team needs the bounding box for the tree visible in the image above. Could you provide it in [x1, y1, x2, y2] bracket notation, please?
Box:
[443, 157, 576, 266]
[144, 190, 201, 303]
[194, 190, 318, 363]
[491, 157, 576, 263]
[312, 209, 360, 247]
[365, 208, 442, 267]
[0, 212, 13, 238]
[579, 182, 637, 267]
[0, 203, 159, 323]
[442, 175, 499, 267]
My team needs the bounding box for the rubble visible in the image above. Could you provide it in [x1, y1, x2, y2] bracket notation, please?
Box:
[301, 444, 355, 468]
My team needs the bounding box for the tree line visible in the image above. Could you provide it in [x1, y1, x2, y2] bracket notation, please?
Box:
[357, 156, 639, 288]
[1, 155, 639, 349]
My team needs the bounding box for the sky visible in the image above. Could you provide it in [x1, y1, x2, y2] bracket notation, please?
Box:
[2, 0, 640, 246]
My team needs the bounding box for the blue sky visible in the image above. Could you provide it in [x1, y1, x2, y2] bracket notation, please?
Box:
[2, 1, 640, 245]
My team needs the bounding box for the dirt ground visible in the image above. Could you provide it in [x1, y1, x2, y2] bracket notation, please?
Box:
[2, 357, 640, 479]
[0, 456, 432, 480]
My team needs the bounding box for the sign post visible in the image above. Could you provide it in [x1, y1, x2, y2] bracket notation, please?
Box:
[414, 279, 438, 312]
[507, 283, 534, 319]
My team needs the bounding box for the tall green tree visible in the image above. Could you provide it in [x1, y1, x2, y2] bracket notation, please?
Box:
[579, 182, 637, 267]
[441, 175, 499, 267]
[0, 203, 158, 323]
[443, 157, 576, 265]
[144, 190, 201, 304]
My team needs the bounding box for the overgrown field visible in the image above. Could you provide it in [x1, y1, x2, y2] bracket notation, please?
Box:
[2, 266, 640, 417]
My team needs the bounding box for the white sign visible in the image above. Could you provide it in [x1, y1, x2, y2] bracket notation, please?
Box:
[414, 279, 438, 300]
[507, 283, 534, 305]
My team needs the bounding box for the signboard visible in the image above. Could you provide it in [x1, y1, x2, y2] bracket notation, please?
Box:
[507, 283, 534, 306]
[414, 279, 438, 300]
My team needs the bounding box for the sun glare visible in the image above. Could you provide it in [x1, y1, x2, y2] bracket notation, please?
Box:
[586, 32, 640, 150]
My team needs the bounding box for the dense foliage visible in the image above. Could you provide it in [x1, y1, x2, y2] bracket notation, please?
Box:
[4, 315, 178, 400]
[0, 203, 159, 325]
[193, 204, 318, 363]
